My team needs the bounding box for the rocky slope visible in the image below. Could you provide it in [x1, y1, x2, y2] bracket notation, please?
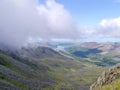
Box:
[90, 64, 120, 90]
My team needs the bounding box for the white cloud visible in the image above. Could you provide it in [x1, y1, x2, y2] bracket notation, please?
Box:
[93, 17, 120, 38]
[99, 17, 120, 27]
[0, 0, 82, 48]
[1, 0, 119, 47]
[37, 0, 80, 38]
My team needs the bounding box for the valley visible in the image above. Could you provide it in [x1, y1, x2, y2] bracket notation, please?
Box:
[0, 42, 120, 90]
[0, 0, 120, 90]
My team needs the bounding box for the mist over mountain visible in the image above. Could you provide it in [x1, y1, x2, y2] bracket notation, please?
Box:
[1, 40, 120, 90]
[1, 0, 120, 90]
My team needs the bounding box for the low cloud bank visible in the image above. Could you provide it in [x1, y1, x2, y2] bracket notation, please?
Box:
[0, 0, 82, 47]
[0, 0, 120, 48]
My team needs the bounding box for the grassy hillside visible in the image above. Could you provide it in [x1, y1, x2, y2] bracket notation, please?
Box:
[100, 78, 120, 90]
[0, 47, 105, 90]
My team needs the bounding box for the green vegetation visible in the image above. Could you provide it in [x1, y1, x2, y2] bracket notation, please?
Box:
[0, 73, 29, 89]
[0, 53, 17, 70]
[101, 78, 120, 90]
[0, 47, 105, 90]
[90, 63, 120, 90]
[65, 45, 120, 67]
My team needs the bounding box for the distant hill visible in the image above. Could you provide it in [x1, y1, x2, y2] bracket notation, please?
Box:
[65, 42, 120, 66]
[80, 42, 120, 53]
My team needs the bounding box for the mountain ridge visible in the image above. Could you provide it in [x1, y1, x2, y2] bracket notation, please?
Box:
[0, 46, 98, 90]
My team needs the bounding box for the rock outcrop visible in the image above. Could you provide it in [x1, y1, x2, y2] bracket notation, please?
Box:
[90, 64, 120, 90]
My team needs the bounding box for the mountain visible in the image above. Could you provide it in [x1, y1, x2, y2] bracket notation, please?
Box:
[0, 46, 104, 90]
[65, 42, 120, 66]
[0, 48, 57, 90]
[90, 64, 120, 90]
[20, 46, 63, 59]
[79, 42, 120, 53]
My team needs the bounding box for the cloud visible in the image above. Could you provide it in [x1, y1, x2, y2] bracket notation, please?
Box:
[37, 0, 81, 39]
[1, 0, 119, 47]
[99, 17, 120, 27]
[93, 17, 120, 38]
[0, 0, 82, 48]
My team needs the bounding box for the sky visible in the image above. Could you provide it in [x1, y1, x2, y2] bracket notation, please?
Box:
[40, 0, 120, 26]
[0, 0, 120, 47]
